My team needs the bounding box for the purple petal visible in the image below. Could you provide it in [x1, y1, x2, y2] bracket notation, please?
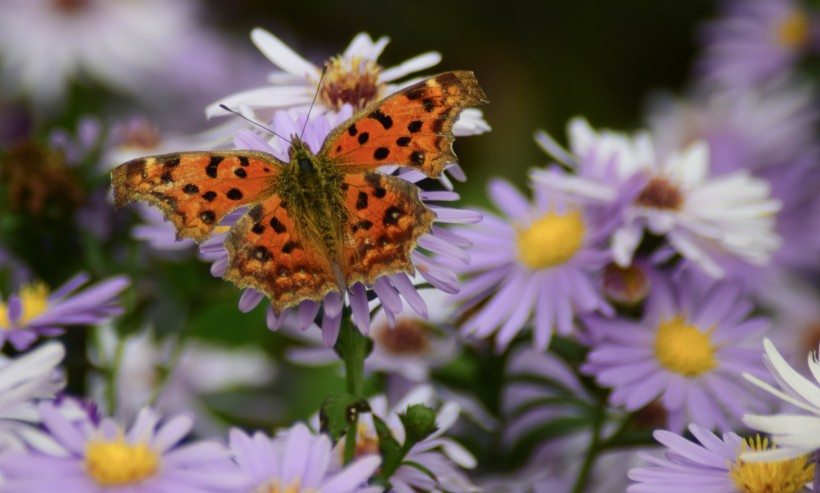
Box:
[348, 283, 371, 335]
[238, 290, 265, 313]
[49, 273, 90, 301]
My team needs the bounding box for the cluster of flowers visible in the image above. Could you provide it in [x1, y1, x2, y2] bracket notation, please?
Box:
[3, 0, 820, 491]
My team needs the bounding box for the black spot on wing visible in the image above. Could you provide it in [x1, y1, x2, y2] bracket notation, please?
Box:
[206, 156, 223, 178]
[374, 148, 390, 160]
[202, 191, 217, 202]
[369, 110, 393, 129]
[356, 191, 368, 210]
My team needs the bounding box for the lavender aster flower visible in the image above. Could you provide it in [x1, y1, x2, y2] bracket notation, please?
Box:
[628, 424, 813, 493]
[646, 83, 820, 283]
[453, 178, 613, 351]
[742, 338, 820, 462]
[200, 109, 479, 345]
[0, 404, 241, 492]
[697, 0, 819, 90]
[0, 273, 130, 351]
[206, 28, 490, 138]
[229, 422, 381, 493]
[0, 342, 65, 453]
[533, 118, 782, 277]
[581, 270, 772, 432]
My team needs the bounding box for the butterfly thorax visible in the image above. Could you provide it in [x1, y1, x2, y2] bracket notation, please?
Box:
[275, 137, 346, 257]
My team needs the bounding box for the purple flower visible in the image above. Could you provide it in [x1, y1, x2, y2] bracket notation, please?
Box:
[201, 109, 479, 345]
[697, 0, 819, 90]
[581, 269, 772, 432]
[0, 273, 130, 351]
[0, 404, 241, 492]
[534, 118, 782, 278]
[452, 178, 613, 351]
[628, 424, 813, 493]
[646, 82, 820, 285]
[229, 422, 381, 493]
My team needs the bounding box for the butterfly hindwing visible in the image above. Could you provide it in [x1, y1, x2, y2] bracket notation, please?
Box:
[223, 195, 340, 313]
[112, 150, 283, 242]
[320, 71, 488, 178]
[339, 171, 435, 287]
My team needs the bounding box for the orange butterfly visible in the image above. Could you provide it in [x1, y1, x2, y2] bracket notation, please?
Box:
[112, 71, 488, 314]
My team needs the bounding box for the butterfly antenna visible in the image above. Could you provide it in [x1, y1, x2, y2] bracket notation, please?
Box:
[300, 65, 328, 139]
[219, 104, 292, 145]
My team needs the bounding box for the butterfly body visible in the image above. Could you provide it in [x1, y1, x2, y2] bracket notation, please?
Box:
[112, 71, 488, 313]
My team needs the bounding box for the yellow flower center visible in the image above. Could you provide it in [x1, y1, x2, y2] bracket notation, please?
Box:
[516, 211, 586, 269]
[256, 478, 313, 493]
[777, 9, 811, 49]
[318, 55, 385, 111]
[730, 436, 814, 493]
[0, 283, 50, 328]
[653, 315, 718, 377]
[84, 439, 160, 486]
[336, 423, 380, 464]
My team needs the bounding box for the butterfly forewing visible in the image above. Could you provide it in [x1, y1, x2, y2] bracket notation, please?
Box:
[112, 150, 284, 242]
[320, 71, 488, 178]
[338, 172, 435, 287]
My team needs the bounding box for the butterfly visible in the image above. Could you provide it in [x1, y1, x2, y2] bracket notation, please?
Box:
[112, 71, 488, 314]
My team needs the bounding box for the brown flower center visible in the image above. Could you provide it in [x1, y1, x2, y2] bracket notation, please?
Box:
[374, 319, 430, 356]
[318, 56, 385, 111]
[52, 0, 92, 13]
[635, 176, 684, 210]
[1, 141, 85, 215]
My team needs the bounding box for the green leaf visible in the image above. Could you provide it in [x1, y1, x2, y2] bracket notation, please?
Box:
[372, 413, 404, 480]
[319, 393, 370, 442]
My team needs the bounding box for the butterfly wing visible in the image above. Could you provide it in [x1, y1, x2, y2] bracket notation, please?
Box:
[338, 171, 435, 287]
[319, 71, 488, 178]
[223, 195, 340, 313]
[112, 150, 283, 242]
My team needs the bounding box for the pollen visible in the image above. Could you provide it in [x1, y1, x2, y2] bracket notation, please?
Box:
[374, 319, 430, 356]
[84, 439, 160, 486]
[729, 436, 813, 493]
[256, 478, 305, 493]
[0, 282, 50, 328]
[654, 315, 718, 377]
[777, 9, 811, 49]
[319, 55, 385, 111]
[635, 176, 684, 210]
[516, 211, 586, 269]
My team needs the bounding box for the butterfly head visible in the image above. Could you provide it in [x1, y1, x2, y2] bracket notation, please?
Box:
[286, 136, 318, 175]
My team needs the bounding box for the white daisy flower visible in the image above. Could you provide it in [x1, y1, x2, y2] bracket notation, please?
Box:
[533, 118, 782, 277]
[743, 338, 820, 462]
[88, 327, 276, 434]
[0, 0, 201, 105]
[205, 28, 491, 137]
[0, 342, 65, 453]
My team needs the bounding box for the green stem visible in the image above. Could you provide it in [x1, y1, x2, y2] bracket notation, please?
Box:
[571, 404, 605, 493]
[339, 314, 368, 464]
